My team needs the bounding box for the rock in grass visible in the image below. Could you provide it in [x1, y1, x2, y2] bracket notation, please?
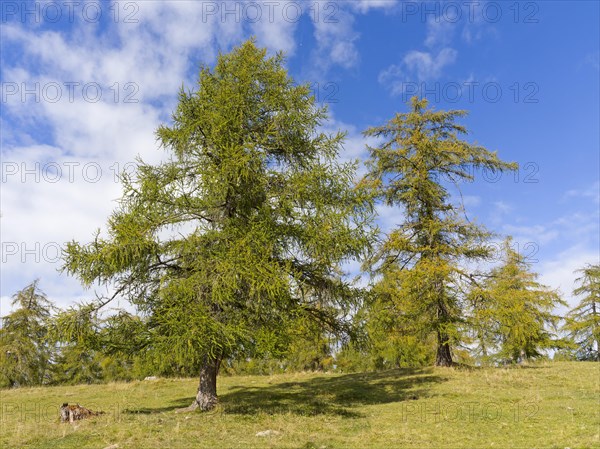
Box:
[255, 430, 281, 437]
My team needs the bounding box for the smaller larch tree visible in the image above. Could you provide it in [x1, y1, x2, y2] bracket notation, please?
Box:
[563, 263, 600, 361]
[470, 238, 566, 363]
[49, 306, 107, 385]
[0, 281, 55, 387]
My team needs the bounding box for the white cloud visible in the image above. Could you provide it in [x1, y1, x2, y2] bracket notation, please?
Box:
[251, 16, 298, 55]
[502, 224, 559, 246]
[462, 195, 481, 208]
[304, 0, 400, 75]
[564, 181, 600, 204]
[379, 47, 457, 94]
[377, 1, 504, 95]
[425, 17, 456, 48]
[0, 143, 130, 312]
[349, 0, 398, 14]
[308, 0, 403, 75]
[403, 47, 458, 81]
[311, 6, 360, 72]
[378, 63, 403, 89]
[459, 2, 498, 44]
[539, 245, 600, 314]
[493, 193, 599, 314]
[379, 8, 460, 95]
[487, 200, 513, 226]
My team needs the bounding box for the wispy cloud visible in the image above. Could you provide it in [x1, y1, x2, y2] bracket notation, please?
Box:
[564, 181, 600, 204]
[502, 224, 559, 246]
[425, 17, 456, 48]
[461, 195, 482, 208]
[349, 0, 399, 14]
[378, 48, 458, 94]
[539, 245, 600, 313]
[403, 47, 458, 80]
[379, 11, 459, 94]
[378, 2, 503, 95]
[309, 1, 400, 76]
[310, 6, 360, 72]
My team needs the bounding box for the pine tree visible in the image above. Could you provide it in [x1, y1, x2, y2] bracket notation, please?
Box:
[564, 264, 600, 360]
[362, 97, 517, 366]
[61, 40, 372, 410]
[0, 281, 55, 387]
[470, 238, 566, 363]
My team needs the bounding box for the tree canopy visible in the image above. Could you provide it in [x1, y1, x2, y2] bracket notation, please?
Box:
[61, 39, 373, 409]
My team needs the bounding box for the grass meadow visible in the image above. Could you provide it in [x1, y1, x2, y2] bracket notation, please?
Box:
[1, 361, 598, 448]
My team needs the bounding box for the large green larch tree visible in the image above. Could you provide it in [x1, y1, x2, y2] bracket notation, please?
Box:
[61, 40, 372, 410]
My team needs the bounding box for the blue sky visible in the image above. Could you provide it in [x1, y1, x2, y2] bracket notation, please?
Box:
[1, 0, 598, 316]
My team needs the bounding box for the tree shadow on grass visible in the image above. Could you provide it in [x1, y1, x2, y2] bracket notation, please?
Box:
[220, 368, 447, 418]
[124, 398, 191, 414]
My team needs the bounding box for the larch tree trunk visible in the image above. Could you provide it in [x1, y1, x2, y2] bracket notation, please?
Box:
[435, 330, 453, 367]
[435, 286, 454, 367]
[177, 355, 220, 412]
[592, 302, 599, 358]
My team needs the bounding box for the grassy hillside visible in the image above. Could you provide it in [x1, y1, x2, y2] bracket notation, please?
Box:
[1, 362, 598, 448]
